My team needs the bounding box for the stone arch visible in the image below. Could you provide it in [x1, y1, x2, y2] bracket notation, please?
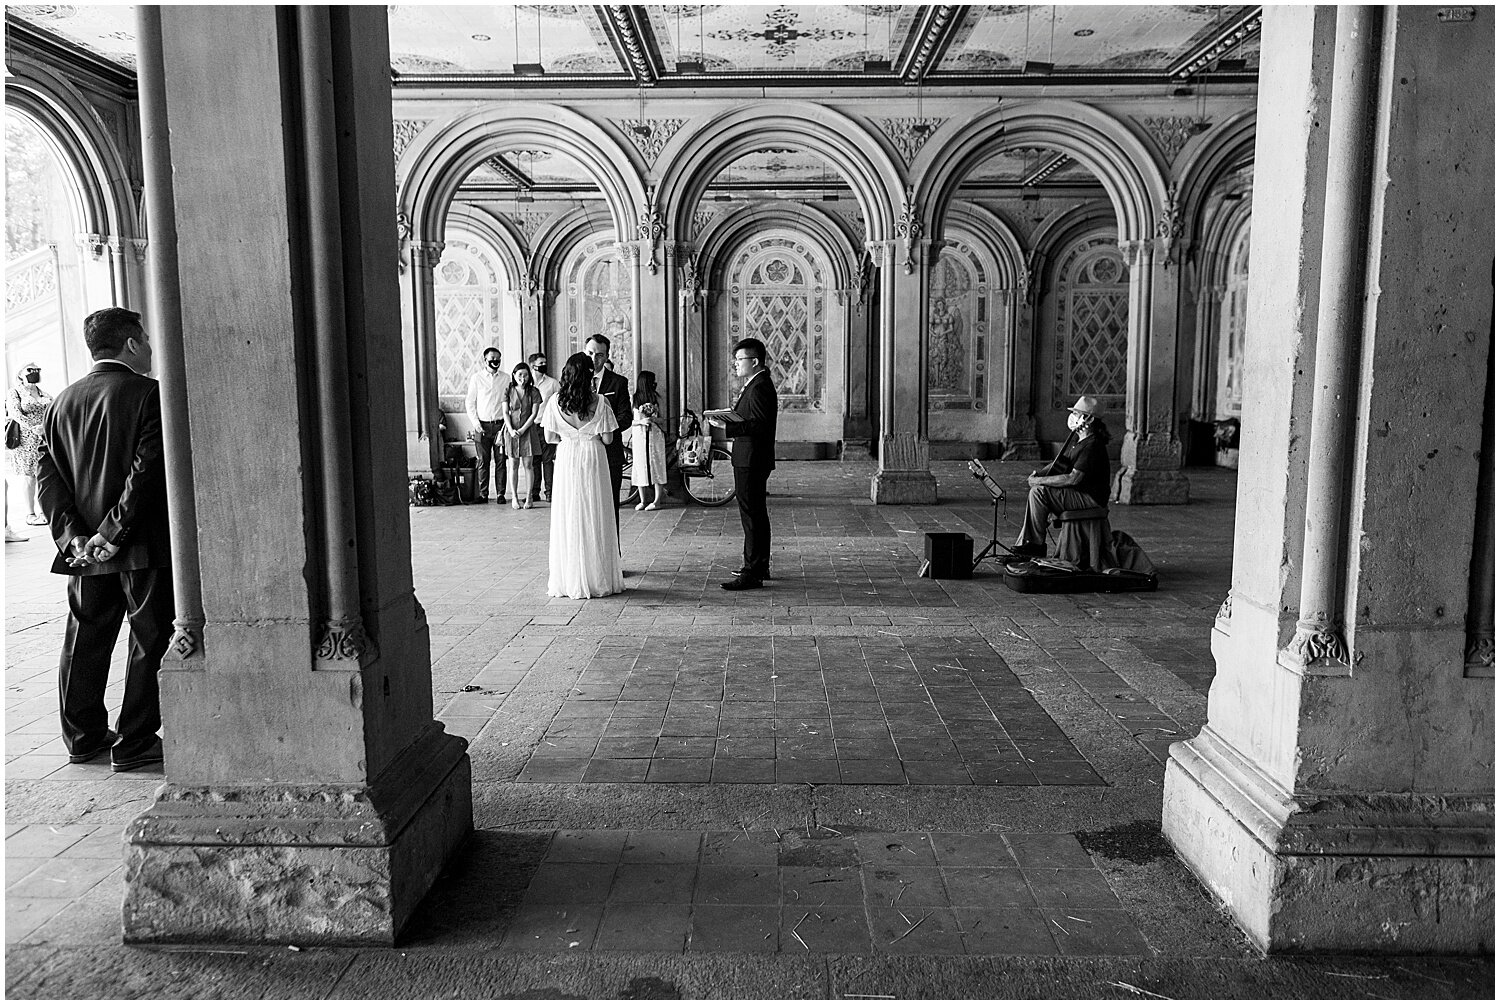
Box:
[655, 102, 904, 244]
[532, 205, 616, 290]
[1176, 109, 1256, 262]
[399, 103, 646, 247]
[1189, 196, 1254, 427]
[557, 233, 639, 384]
[697, 202, 859, 296]
[445, 203, 526, 294]
[1029, 201, 1118, 300]
[913, 99, 1166, 245]
[4, 54, 136, 244]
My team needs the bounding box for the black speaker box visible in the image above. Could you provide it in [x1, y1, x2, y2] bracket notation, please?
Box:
[922, 532, 973, 579]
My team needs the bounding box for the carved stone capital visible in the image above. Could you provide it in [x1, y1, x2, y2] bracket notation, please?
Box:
[1464, 632, 1495, 670]
[409, 241, 444, 270]
[894, 190, 924, 275]
[1216, 590, 1233, 624]
[864, 240, 894, 270]
[1278, 619, 1351, 674]
[314, 617, 377, 666]
[131, 238, 150, 265]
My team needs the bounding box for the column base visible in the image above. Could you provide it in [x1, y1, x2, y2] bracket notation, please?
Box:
[871, 468, 938, 504]
[1114, 464, 1191, 504]
[1163, 729, 1494, 953]
[123, 724, 472, 946]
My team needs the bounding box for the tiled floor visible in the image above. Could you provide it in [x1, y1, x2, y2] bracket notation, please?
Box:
[7, 459, 1234, 969]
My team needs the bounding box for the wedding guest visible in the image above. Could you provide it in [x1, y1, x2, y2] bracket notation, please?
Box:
[528, 351, 559, 503]
[503, 362, 543, 510]
[630, 370, 668, 511]
[711, 338, 779, 590]
[8, 362, 53, 527]
[464, 347, 508, 503]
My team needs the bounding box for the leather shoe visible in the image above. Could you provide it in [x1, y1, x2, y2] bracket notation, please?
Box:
[68, 730, 118, 764]
[1011, 542, 1046, 559]
[111, 739, 163, 772]
[721, 574, 764, 591]
[734, 566, 772, 581]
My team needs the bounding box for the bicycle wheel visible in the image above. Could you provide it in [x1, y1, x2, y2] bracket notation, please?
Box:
[683, 447, 736, 507]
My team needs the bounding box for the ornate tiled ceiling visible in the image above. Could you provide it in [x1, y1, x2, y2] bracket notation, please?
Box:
[7, 4, 1260, 85]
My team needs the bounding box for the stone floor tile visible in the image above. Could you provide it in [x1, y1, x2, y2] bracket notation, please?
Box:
[498, 904, 603, 953]
[773, 759, 840, 784]
[901, 760, 974, 785]
[1040, 908, 1151, 955]
[955, 906, 1061, 955]
[941, 867, 1035, 908]
[515, 758, 588, 783]
[700, 831, 779, 867]
[595, 902, 692, 952]
[863, 866, 948, 908]
[6, 857, 120, 900]
[544, 831, 627, 864]
[581, 758, 649, 782]
[780, 865, 863, 906]
[523, 863, 616, 904]
[645, 758, 712, 783]
[780, 905, 871, 954]
[608, 862, 697, 903]
[5, 825, 95, 859]
[688, 903, 779, 953]
[692, 864, 780, 906]
[591, 736, 657, 758]
[967, 762, 1039, 785]
[854, 832, 938, 867]
[710, 758, 776, 783]
[1022, 867, 1122, 908]
[869, 906, 966, 955]
[1006, 833, 1096, 869]
[4, 898, 71, 944]
[621, 831, 703, 863]
[930, 832, 1014, 868]
[529, 737, 599, 758]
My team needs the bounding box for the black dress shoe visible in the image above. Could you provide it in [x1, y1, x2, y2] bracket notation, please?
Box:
[111, 739, 164, 772]
[721, 575, 764, 591]
[734, 566, 772, 581]
[68, 730, 118, 764]
[1011, 542, 1046, 559]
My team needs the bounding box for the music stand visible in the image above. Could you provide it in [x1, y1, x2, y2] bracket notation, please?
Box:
[968, 459, 1015, 570]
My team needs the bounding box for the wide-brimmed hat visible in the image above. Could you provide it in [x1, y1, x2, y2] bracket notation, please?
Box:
[1069, 395, 1101, 418]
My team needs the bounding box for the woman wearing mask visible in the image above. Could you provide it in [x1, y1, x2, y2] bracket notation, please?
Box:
[629, 370, 668, 511]
[502, 361, 543, 510]
[541, 352, 623, 598]
[7, 362, 52, 526]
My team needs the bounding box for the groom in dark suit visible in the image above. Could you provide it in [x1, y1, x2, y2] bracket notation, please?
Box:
[585, 334, 632, 538]
[36, 307, 172, 772]
[712, 337, 779, 591]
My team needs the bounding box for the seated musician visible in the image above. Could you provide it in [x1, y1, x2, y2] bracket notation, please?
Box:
[1013, 395, 1113, 558]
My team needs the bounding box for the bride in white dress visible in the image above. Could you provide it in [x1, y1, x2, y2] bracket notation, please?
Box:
[542, 352, 625, 599]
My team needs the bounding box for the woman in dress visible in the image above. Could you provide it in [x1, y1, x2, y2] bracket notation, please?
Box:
[502, 362, 543, 510]
[7, 362, 52, 526]
[629, 369, 667, 511]
[542, 352, 624, 599]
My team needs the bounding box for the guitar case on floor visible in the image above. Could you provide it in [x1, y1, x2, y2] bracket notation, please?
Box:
[1002, 530, 1159, 594]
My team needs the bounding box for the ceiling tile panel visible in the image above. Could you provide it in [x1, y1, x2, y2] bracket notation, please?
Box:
[387, 4, 623, 75]
[643, 4, 915, 73]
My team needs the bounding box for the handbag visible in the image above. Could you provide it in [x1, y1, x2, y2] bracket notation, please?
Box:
[678, 432, 713, 473]
[4, 419, 20, 450]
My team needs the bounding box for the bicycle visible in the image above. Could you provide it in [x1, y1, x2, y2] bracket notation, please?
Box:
[619, 407, 736, 507]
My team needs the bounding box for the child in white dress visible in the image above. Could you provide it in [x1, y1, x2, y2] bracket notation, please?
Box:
[629, 370, 668, 511]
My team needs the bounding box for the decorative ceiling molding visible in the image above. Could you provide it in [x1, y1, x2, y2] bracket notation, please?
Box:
[1140, 115, 1202, 166]
[1022, 153, 1072, 187]
[896, 5, 967, 83]
[875, 117, 947, 166]
[595, 4, 661, 83]
[612, 117, 688, 164]
[1168, 7, 1262, 79]
[476, 156, 534, 190]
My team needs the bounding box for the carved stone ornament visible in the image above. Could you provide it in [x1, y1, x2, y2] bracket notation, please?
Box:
[680, 254, 703, 310]
[613, 117, 687, 164]
[1465, 632, 1495, 668]
[166, 624, 201, 661]
[1154, 183, 1183, 265]
[314, 618, 376, 664]
[1282, 621, 1350, 667]
[894, 191, 923, 275]
[391, 119, 430, 169]
[1216, 590, 1232, 623]
[410, 241, 445, 270]
[1140, 115, 1200, 167]
[875, 117, 946, 165]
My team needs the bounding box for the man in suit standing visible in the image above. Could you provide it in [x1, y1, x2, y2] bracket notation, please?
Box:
[585, 334, 632, 537]
[711, 337, 778, 591]
[36, 307, 172, 771]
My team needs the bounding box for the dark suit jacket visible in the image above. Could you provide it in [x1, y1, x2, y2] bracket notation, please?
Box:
[36, 362, 171, 577]
[724, 369, 778, 471]
[596, 368, 632, 465]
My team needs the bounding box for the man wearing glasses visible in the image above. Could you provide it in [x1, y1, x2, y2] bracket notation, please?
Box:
[710, 338, 779, 590]
[584, 334, 632, 536]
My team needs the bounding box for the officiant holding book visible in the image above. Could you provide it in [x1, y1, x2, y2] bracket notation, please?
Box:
[709, 337, 778, 591]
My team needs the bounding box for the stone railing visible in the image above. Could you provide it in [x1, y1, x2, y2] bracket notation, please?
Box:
[5, 245, 59, 314]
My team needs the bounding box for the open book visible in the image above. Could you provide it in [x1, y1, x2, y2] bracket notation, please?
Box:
[702, 408, 743, 424]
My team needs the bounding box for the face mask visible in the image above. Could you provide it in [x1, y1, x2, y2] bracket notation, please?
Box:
[534, 363, 547, 373]
[25, 372, 40, 384]
[487, 359, 500, 371]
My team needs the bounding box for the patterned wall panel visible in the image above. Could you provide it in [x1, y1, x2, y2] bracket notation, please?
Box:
[927, 239, 991, 412]
[434, 233, 507, 397]
[564, 235, 636, 385]
[1051, 235, 1128, 410]
[727, 234, 828, 413]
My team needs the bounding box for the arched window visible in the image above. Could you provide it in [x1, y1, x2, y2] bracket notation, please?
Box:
[1217, 221, 1251, 418]
[1051, 234, 1128, 410]
[728, 233, 828, 412]
[434, 232, 507, 397]
[928, 239, 990, 411]
[564, 235, 635, 385]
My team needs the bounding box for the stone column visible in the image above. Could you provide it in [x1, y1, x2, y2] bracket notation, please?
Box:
[838, 269, 873, 458]
[1465, 325, 1495, 678]
[124, 5, 471, 946]
[869, 234, 938, 504]
[403, 240, 444, 473]
[676, 246, 706, 421]
[1115, 237, 1191, 503]
[1162, 6, 1494, 953]
[516, 278, 547, 358]
[1001, 282, 1041, 460]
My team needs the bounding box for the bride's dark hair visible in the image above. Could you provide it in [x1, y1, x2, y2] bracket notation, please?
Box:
[557, 351, 596, 419]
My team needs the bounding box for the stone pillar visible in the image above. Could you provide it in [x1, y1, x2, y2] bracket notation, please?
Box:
[125, 5, 472, 946]
[516, 278, 547, 358]
[839, 271, 873, 457]
[869, 235, 937, 504]
[403, 240, 443, 473]
[677, 249, 706, 420]
[1162, 6, 1494, 953]
[1465, 321, 1495, 678]
[1115, 237, 1190, 503]
[1001, 283, 1041, 460]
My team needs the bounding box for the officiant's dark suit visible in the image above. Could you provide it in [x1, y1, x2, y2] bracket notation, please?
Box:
[36, 307, 172, 771]
[585, 334, 632, 536]
[719, 338, 778, 590]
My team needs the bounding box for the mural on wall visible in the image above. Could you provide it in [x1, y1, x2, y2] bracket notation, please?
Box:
[1216, 221, 1251, 418]
[1052, 234, 1128, 411]
[927, 239, 989, 411]
[728, 234, 828, 412]
[434, 233, 507, 397]
[565, 234, 635, 384]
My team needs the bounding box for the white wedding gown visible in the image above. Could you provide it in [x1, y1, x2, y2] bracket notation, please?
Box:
[542, 394, 624, 599]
